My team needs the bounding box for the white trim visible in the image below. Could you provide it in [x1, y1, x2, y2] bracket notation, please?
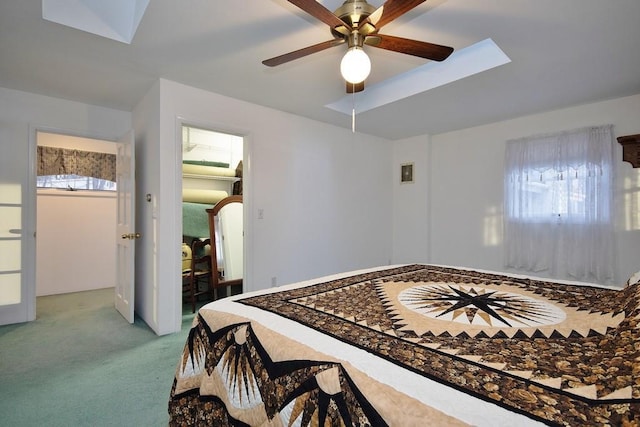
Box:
[36, 188, 117, 199]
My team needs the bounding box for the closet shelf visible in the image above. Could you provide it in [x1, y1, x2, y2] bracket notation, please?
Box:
[183, 174, 240, 183]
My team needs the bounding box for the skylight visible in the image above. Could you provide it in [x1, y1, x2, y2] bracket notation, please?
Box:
[325, 38, 511, 114]
[42, 0, 149, 44]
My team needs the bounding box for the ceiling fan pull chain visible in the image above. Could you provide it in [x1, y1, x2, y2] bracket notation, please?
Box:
[351, 87, 356, 133]
[352, 108, 356, 133]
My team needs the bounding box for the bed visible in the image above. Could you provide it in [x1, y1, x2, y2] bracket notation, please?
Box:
[168, 264, 640, 426]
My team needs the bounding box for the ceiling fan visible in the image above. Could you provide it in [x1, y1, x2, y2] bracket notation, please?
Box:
[263, 0, 454, 93]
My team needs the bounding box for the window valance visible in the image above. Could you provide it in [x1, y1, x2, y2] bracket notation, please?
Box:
[37, 146, 116, 182]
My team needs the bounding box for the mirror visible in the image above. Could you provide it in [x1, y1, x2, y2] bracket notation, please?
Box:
[207, 195, 243, 292]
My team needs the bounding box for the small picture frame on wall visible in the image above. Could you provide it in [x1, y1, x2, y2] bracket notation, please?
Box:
[400, 163, 414, 184]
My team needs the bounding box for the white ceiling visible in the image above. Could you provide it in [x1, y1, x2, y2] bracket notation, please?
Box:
[1, 0, 639, 140]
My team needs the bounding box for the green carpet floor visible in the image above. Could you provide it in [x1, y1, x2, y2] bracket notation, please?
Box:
[0, 288, 198, 427]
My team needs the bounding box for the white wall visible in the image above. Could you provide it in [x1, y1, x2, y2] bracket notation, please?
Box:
[36, 132, 118, 153]
[133, 79, 393, 335]
[131, 80, 161, 332]
[393, 94, 640, 286]
[0, 87, 131, 324]
[392, 135, 431, 263]
[36, 191, 116, 295]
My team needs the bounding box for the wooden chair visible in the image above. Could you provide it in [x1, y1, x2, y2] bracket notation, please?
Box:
[207, 195, 243, 298]
[182, 238, 214, 313]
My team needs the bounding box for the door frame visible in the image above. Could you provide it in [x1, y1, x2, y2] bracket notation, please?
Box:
[28, 125, 124, 316]
[174, 117, 253, 322]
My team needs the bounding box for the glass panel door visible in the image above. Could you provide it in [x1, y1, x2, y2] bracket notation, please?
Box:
[0, 183, 26, 322]
[0, 122, 35, 326]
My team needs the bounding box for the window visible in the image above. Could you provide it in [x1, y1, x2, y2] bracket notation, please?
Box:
[504, 125, 615, 283]
[507, 164, 610, 224]
[37, 146, 116, 191]
[36, 174, 116, 191]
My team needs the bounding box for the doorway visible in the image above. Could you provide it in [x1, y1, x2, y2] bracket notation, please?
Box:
[35, 132, 118, 298]
[180, 124, 244, 313]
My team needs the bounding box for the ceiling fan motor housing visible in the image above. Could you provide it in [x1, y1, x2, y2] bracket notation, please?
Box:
[332, 0, 376, 34]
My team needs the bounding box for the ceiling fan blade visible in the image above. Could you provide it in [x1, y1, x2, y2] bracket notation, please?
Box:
[263, 39, 345, 67]
[363, 0, 427, 31]
[365, 34, 453, 61]
[346, 81, 365, 93]
[287, 0, 351, 34]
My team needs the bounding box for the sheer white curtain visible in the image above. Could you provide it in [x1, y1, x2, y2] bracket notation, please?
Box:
[504, 125, 615, 283]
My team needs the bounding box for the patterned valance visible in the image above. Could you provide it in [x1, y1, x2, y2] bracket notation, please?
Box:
[37, 146, 116, 182]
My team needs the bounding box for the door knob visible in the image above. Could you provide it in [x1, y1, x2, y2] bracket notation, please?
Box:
[121, 232, 142, 240]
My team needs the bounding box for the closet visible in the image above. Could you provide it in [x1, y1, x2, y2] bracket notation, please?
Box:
[181, 126, 243, 305]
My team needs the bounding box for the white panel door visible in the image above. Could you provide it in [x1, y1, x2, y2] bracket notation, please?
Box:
[115, 131, 136, 323]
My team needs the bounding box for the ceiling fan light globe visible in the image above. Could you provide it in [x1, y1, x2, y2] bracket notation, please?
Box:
[340, 47, 371, 84]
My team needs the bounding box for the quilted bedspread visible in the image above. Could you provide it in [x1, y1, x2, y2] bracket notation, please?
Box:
[169, 264, 640, 426]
